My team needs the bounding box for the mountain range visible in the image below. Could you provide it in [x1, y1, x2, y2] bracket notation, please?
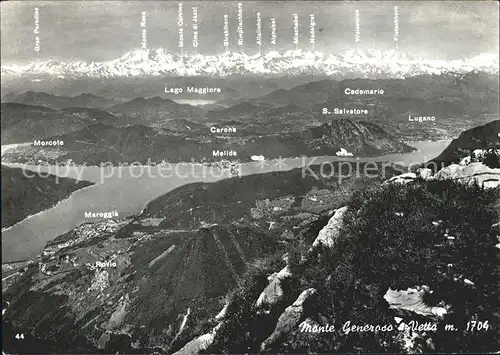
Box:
[2, 49, 498, 79]
[1, 165, 93, 229]
[2, 120, 499, 354]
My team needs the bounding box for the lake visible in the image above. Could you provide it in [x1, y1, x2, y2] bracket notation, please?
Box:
[1, 140, 450, 262]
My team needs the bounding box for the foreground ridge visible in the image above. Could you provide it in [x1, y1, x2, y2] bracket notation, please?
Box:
[2, 49, 499, 78]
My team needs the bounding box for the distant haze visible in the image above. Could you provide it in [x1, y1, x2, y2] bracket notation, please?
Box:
[1, 0, 499, 65]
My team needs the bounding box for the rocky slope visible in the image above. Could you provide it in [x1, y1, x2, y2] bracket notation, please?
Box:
[1, 165, 93, 229]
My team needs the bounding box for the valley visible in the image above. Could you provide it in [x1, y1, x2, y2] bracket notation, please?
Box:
[1, 73, 498, 167]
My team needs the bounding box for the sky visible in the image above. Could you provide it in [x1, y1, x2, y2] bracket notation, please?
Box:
[1, 1, 499, 64]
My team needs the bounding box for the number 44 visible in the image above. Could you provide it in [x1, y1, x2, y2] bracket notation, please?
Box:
[15, 333, 24, 339]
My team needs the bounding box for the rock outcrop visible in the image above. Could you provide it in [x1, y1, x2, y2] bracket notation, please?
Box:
[384, 287, 449, 318]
